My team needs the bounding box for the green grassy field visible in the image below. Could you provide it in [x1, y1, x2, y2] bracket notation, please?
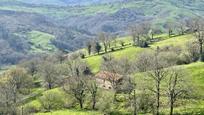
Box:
[151, 34, 193, 48]
[31, 62, 204, 115]
[27, 31, 57, 53]
[162, 62, 204, 114]
[86, 34, 193, 73]
[36, 110, 100, 115]
[22, 33, 204, 115]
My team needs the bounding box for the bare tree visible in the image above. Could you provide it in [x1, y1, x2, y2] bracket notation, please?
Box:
[130, 23, 144, 46]
[137, 47, 188, 115]
[193, 18, 204, 60]
[101, 55, 132, 75]
[166, 21, 175, 37]
[64, 76, 86, 109]
[130, 22, 151, 46]
[55, 51, 66, 63]
[95, 42, 102, 55]
[0, 77, 16, 115]
[133, 89, 137, 115]
[101, 54, 121, 101]
[99, 32, 109, 53]
[39, 61, 59, 89]
[111, 35, 117, 47]
[119, 40, 125, 47]
[0, 67, 33, 115]
[135, 50, 154, 72]
[87, 77, 98, 110]
[101, 55, 134, 101]
[186, 17, 200, 33]
[20, 57, 40, 76]
[166, 68, 189, 115]
[185, 40, 200, 62]
[86, 40, 92, 55]
[147, 66, 167, 115]
[7, 68, 33, 103]
[178, 19, 187, 35]
[150, 27, 157, 40]
[145, 49, 169, 115]
[63, 59, 90, 109]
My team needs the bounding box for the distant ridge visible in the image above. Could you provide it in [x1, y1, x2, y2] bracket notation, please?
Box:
[13, 0, 124, 6]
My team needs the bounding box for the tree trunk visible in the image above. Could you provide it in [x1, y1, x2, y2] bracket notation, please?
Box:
[48, 104, 51, 112]
[199, 42, 203, 60]
[169, 30, 171, 38]
[21, 106, 24, 115]
[133, 90, 137, 115]
[79, 99, 83, 109]
[156, 81, 160, 115]
[13, 91, 17, 104]
[6, 93, 9, 108]
[105, 45, 107, 53]
[170, 100, 174, 115]
[92, 96, 96, 110]
[137, 36, 140, 46]
[12, 110, 17, 115]
[114, 92, 117, 102]
[88, 48, 91, 55]
[48, 83, 52, 89]
[152, 33, 154, 40]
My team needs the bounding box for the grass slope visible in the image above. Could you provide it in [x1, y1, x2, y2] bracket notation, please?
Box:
[24, 33, 204, 114]
[166, 62, 204, 114]
[36, 110, 100, 115]
[27, 31, 57, 53]
[86, 34, 193, 73]
[32, 62, 204, 115]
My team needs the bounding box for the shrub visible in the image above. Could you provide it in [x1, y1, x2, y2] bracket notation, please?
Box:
[39, 89, 65, 112]
[186, 41, 200, 62]
[137, 93, 154, 113]
[159, 51, 179, 66]
[176, 54, 190, 65]
[201, 53, 204, 62]
[80, 54, 85, 59]
[63, 93, 77, 109]
[24, 100, 42, 113]
[97, 91, 114, 114]
[111, 48, 115, 51]
[142, 41, 149, 48]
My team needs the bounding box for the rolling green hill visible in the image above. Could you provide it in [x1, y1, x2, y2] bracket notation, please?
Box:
[23, 33, 204, 115]
[86, 34, 194, 73]
[0, 0, 202, 19]
[27, 31, 57, 53]
[1, 1, 204, 114]
[1, 0, 204, 66]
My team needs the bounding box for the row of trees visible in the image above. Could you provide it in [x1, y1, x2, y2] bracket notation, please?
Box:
[85, 17, 204, 59]
[130, 17, 204, 61]
[86, 33, 127, 56]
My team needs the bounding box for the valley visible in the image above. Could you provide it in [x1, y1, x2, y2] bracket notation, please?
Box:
[1, 0, 204, 115]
